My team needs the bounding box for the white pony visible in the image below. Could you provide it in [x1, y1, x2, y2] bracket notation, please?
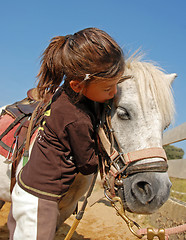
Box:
[0, 56, 176, 229]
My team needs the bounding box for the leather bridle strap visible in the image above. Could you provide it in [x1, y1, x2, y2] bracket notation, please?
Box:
[124, 147, 167, 163]
[98, 125, 168, 175]
[98, 126, 116, 157]
[125, 161, 168, 175]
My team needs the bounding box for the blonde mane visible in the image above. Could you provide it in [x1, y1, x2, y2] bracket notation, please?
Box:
[124, 55, 175, 126]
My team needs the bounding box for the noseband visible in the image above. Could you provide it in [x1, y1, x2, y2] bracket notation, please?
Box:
[97, 101, 168, 197]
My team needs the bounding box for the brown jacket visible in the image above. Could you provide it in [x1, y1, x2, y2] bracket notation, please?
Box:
[18, 88, 99, 201]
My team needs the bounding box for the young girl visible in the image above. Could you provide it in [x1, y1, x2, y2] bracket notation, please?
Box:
[8, 27, 125, 239]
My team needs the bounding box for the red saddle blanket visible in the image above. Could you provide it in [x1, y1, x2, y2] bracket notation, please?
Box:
[0, 114, 37, 158]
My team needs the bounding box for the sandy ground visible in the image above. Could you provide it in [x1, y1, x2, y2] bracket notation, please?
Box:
[0, 182, 143, 240]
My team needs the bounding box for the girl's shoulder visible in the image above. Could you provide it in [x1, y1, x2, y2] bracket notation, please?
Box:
[50, 90, 94, 126]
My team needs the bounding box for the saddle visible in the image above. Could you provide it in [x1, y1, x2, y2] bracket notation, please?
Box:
[0, 88, 49, 192]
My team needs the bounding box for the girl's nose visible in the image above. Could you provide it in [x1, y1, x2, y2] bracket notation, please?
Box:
[109, 85, 117, 97]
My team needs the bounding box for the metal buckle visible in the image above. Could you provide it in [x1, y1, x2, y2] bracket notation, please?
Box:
[104, 194, 143, 239]
[4, 136, 18, 164]
[147, 228, 165, 240]
[104, 190, 167, 240]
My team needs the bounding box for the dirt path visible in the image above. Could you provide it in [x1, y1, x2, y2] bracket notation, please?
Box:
[0, 183, 142, 240]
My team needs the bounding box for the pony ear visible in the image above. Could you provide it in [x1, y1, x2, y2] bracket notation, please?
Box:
[166, 73, 177, 85]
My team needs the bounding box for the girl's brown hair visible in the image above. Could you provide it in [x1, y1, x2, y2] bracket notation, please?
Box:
[36, 27, 125, 99]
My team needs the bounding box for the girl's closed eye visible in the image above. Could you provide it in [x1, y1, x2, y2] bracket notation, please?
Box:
[104, 88, 112, 92]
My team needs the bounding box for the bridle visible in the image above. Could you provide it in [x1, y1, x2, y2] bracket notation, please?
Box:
[97, 100, 168, 190]
[97, 101, 169, 238]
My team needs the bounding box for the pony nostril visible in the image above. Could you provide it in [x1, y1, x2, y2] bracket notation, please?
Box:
[132, 181, 155, 205]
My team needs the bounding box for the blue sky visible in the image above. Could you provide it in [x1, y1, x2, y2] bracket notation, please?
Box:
[0, 0, 185, 155]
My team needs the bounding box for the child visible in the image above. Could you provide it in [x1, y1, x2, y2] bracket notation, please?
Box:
[8, 27, 125, 239]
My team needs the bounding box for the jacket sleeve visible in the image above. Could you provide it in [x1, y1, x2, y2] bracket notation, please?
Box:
[66, 119, 98, 175]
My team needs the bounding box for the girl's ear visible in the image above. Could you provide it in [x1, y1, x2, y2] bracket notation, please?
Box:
[69, 80, 84, 93]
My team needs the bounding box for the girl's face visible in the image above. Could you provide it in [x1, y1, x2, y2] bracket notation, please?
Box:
[82, 78, 119, 103]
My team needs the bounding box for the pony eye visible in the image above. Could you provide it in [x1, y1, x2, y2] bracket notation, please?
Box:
[117, 107, 130, 120]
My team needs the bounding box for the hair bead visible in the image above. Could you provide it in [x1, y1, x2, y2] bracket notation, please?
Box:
[84, 74, 90, 81]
